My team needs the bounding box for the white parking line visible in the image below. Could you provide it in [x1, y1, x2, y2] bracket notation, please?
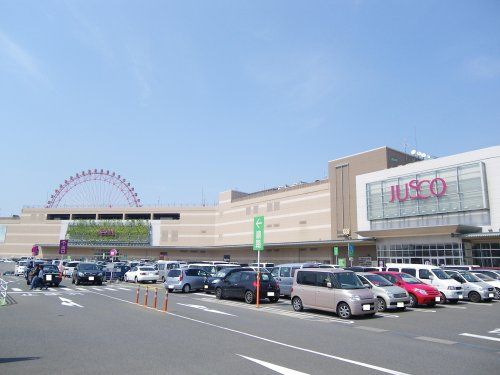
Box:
[415, 336, 457, 345]
[81, 290, 411, 375]
[459, 333, 500, 342]
[439, 305, 467, 309]
[355, 326, 388, 333]
[117, 287, 130, 291]
[75, 287, 87, 291]
[104, 288, 118, 291]
[11, 288, 22, 292]
[376, 313, 399, 319]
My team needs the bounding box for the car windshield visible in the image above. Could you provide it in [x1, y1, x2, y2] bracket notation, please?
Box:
[336, 272, 365, 289]
[460, 272, 481, 282]
[400, 274, 422, 284]
[79, 264, 99, 271]
[19, 261, 27, 266]
[260, 273, 273, 282]
[43, 265, 58, 272]
[364, 274, 393, 287]
[474, 273, 494, 281]
[139, 267, 155, 271]
[432, 269, 450, 280]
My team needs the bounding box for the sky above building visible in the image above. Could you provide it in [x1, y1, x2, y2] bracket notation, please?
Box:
[1, 1, 499, 215]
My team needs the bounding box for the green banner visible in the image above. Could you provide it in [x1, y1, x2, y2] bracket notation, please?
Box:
[338, 258, 347, 268]
[333, 246, 339, 256]
[253, 216, 264, 251]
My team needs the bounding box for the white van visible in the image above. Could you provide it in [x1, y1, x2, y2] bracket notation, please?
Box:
[156, 261, 183, 282]
[386, 263, 463, 304]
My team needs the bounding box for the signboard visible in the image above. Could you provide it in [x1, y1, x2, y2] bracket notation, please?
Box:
[253, 216, 264, 251]
[333, 246, 339, 256]
[338, 258, 347, 268]
[32, 245, 39, 256]
[109, 249, 117, 257]
[366, 162, 488, 220]
[348, 243, 354, 258]
[358, 256, 372, 267]
[59, 240, 68, 255]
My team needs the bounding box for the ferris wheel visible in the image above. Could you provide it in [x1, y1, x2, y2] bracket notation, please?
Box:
[45, 169, 142, 208]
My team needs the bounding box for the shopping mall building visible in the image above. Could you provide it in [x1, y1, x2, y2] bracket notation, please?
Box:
[1, 145, 499, 267]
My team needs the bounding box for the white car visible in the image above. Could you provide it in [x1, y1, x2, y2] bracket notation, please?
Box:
[63, 261, 80, 278]
[124, 266, 159, 283]
[15, 261, 27, 276]
[472, 272, 500, 299]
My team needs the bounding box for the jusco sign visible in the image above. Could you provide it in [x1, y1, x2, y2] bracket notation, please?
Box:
[389, 178, 447, 203]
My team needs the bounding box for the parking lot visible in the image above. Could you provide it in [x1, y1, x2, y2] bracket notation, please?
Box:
[1, 263, 499, 375]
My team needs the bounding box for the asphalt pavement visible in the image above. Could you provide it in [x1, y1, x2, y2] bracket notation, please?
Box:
[1, 262, 499, 375]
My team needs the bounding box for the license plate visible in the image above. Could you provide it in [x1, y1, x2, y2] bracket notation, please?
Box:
[488, 293, 494, 298]
[458, 295, 463, 299]
[397, 302, 404, 308]
[267, 292, 275, 297]
[46, 275, 52, 281]
[435, 296, 441, 302]
[89, 276, 94, 281]
[168, 285, 174, 289]
[362, 304, 371, 311]
[204, 285, 208, 289]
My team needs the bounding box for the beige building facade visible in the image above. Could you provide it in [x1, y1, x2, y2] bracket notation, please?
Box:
[0, 146, 418, 265]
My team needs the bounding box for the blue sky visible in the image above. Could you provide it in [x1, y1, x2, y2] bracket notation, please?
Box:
[1, 1, 499, 215]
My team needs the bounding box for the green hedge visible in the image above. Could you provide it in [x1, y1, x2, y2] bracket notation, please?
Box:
[66, 220, 150, 245]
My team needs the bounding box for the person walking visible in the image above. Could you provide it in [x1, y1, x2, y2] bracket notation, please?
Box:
[37, 265, 47, 290]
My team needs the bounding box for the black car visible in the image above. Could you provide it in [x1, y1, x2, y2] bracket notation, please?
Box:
[204, 267, 252, 294]
[215, 271, 280, 304]
[72, 263, 104, 285]
[39, 264, 63, 287]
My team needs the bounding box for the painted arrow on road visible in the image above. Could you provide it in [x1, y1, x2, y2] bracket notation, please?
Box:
[238, 354, 310, 375]
[177, 303, 236, 316]
[59, 297, 83, 308]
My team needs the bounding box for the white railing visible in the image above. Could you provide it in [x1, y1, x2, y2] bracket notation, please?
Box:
[0, 277, 8, 306]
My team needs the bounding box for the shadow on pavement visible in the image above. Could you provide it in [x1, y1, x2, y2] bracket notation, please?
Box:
[0, 357, 40, 364]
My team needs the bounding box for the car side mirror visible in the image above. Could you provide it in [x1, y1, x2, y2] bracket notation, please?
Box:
[429, 275, 434, 280]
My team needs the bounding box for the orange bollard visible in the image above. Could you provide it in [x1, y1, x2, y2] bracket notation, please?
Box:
[135, 285, 140, 304]
[153, 288, 158, 309]
[143, 286, 149, 307]
[163, 289, 169, 312]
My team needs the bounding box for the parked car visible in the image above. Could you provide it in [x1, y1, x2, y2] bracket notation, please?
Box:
[215, 270, 280, 304]
[270, 263, 320, 297]
[444, 270, 495, 302]
[471, 272, 500, 299]
[385, 263, 463, 304]
[345, 266, 380, 272]
[40, 264, 63, 287]
[63, 261, 81, 278]
[104, 265, 130, 281]
[204, 267, 253, 294]
[156, 261, 183, 282]
[356, 272, 410, 312]
[164, 268, 210, 293]
[15, 261, 27, 276]
[472, 269, 500, 280]
[375, 271, 441, 307]
[291, 268, 377, 319]
[187, 263, 218, 275]
[72, 263, 105, 285]
[124, 266, 159, 284]
[250, 262, 275, 269]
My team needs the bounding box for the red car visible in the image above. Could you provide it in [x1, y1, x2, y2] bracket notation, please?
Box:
[375, 271, 440, 307]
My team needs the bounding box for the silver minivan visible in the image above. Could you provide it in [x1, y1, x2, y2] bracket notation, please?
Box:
[271, 263, 319, 297]
[164, 268, 210, 293]
[291, 268, 377, 319]
[357, 272, 410, 312]
[444, 270, 495, 302]
[156, 261, 182, 282]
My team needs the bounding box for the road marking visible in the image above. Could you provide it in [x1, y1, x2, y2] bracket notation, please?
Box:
[409, 309, 436, 313]
[488, 328, 500, 334]
[82, 290, 411, 375]
[75, 287, 87, 291]
[376, 313, 399, 318]
[355, 326, 388, 333]
[465, 302, 493, 306]
[177, 303, 237, 316]
[459, 333, 500, 342]
[104, 288, 118, 291]
[439, 305, 467, 309]
[415, 336, 457, 345]
[117, 287, 130, 291]
[11, 288, 22, 292]
[59, 297, 83, 308]
[238, 354, 310, 375]
[91, 288, 101, 291]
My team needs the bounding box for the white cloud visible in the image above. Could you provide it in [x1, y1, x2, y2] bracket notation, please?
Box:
[0, 30, 48, 84]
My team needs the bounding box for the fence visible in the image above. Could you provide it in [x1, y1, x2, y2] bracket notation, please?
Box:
[0, 277, 8, 306]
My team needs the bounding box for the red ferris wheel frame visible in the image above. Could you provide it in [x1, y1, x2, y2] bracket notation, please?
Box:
[45, 169, 142, 208]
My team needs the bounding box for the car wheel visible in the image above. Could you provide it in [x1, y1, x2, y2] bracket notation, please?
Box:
[408, 294, 417, 307]
[292, 297, 303, 312]
[376, 297, 387, 312]
[182, 284, 191, 293]
[469, 291, 481, 303]
[75, 278, 80, 285]
[71, 277, 75, 284]
[337, 302, 352, 319]
[244, 290, 255, 304]
[162, 276, 165, 282]
[495, 289, 500, 300]
[439, 292, 447, 304]
[215, 287, 223, 300]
